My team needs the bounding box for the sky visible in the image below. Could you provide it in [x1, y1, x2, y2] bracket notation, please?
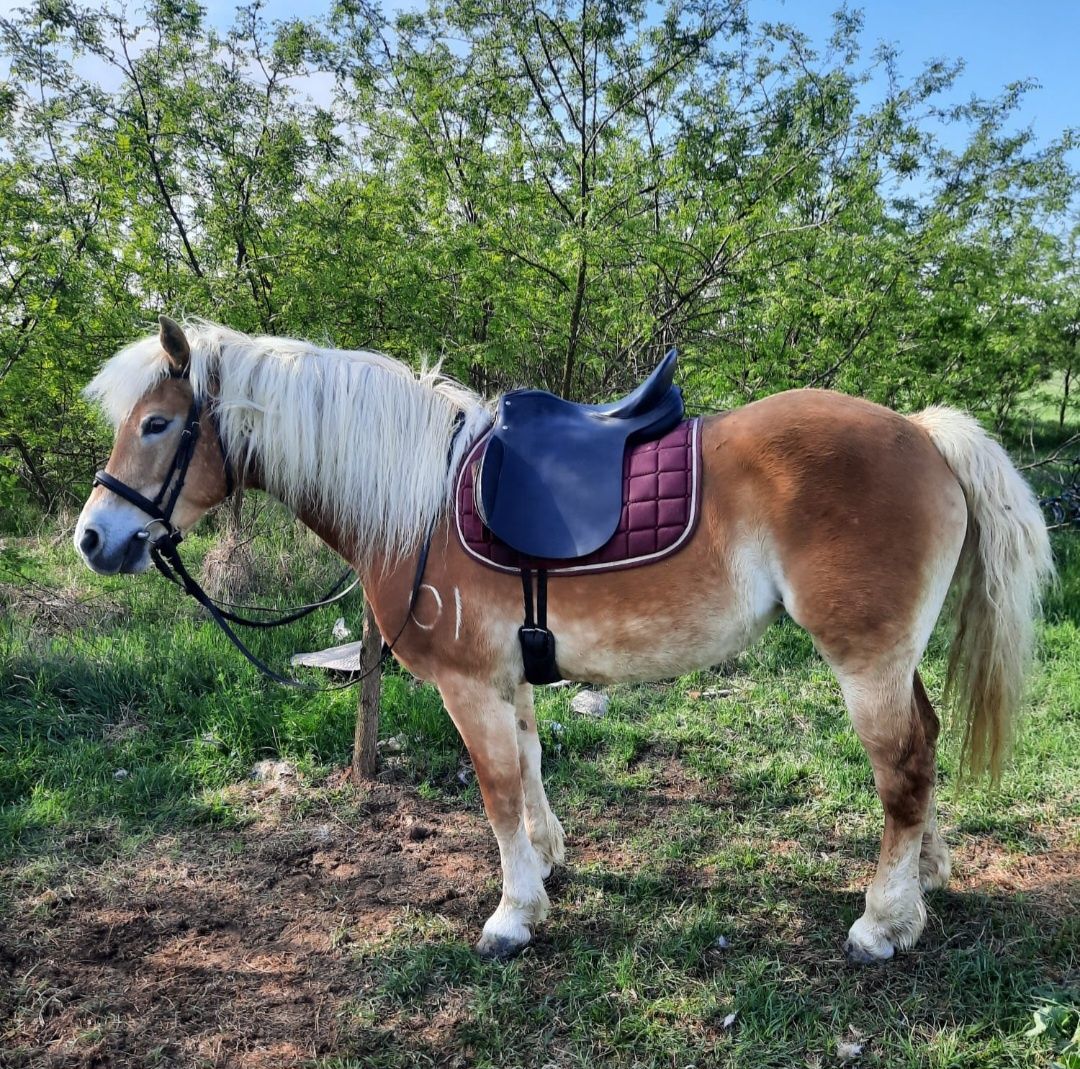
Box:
[755, 1, 1079, 154]
[1, 0, 1076, 157]
[214, 0, 1077, 154]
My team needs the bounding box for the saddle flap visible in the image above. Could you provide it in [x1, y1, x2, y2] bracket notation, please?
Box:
[459, 418, 703, 575]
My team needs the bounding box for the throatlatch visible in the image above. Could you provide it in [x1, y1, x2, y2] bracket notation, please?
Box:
[519, 567, 562, 685]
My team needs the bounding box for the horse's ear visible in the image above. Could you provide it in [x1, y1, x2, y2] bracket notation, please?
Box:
[159, 315, 190, 374]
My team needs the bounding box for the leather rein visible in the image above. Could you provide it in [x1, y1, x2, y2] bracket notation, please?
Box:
[92, 373, 454, 689]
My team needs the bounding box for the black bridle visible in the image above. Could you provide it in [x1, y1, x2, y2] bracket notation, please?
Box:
[91, 376, 454, 689]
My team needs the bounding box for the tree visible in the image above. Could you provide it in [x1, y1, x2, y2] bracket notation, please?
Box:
[0, 0, 1075, 516]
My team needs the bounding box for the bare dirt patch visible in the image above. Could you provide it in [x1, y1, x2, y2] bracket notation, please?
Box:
[951, 830, 1080, 920]
[2, 771, 1075, 1068]
[0, 784, 494, 1069]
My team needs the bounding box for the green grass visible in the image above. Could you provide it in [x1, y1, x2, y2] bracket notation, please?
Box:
[1, 426, 1078, 1066]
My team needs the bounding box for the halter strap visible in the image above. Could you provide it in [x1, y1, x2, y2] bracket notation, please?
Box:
[93, 397, 202, 533]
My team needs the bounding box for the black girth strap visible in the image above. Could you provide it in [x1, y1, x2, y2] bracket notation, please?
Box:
[519, 567, 562, 685]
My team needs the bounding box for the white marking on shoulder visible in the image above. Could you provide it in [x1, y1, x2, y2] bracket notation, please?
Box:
[410, 583, 443, 630]
[454, 586, 462, 641]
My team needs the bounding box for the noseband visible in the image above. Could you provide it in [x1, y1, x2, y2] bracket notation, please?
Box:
[91, 374, 364, 688]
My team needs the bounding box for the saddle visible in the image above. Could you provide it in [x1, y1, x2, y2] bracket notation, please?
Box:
[477, 350, 684, 559]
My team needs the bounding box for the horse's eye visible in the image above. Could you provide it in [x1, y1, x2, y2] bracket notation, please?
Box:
[141, 416, 170, 437]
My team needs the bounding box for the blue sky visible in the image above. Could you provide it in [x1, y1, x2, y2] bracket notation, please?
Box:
[756, 1, 1078, 154]
[228, 0, 1077, 155]
[2, 0, 1076, 156]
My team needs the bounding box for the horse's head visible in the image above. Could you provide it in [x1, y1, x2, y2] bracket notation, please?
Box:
[75, 317, 232, 574]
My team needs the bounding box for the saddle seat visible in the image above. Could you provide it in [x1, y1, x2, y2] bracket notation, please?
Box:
[477, 350, 684, 559]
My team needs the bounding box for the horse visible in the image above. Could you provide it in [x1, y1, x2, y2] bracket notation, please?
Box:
[74, 317, 1053, 963]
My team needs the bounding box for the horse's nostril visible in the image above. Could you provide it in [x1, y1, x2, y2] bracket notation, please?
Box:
[79, 526, 101, 558]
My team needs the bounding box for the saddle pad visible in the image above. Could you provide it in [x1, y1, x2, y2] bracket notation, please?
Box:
[456, 418, 702, 575]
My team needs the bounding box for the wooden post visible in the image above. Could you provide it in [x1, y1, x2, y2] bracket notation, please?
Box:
[351, 601, 382, 781]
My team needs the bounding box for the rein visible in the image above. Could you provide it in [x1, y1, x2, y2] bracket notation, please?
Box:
[93, 374, 465, 689]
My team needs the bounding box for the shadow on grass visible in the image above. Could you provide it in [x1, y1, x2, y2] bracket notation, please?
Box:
[334, 860, 1075, 1069]
[0, 634, 357, 854]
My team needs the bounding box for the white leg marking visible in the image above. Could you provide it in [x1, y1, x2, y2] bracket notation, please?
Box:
[477, 821, 549, 958]
[514, 685, 565, 877]
[847, 835, 926, 960]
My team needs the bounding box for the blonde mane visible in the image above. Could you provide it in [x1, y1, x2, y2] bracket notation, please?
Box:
[86, 321, 491, 560]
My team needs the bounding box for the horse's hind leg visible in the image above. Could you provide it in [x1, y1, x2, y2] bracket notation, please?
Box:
[838, 662, 938, 962]
[514, 684, 565, 877]
[914, 672, 951, 892]
[438, 674, 549, 959]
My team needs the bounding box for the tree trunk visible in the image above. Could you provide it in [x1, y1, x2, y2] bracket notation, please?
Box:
[1061, 361, 1073, 431]
[351, 601, 382, 781]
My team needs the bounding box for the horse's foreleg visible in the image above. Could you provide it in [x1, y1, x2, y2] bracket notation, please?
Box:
[438, 675, 549, 959]
[840, 667, 937, 963]
[514, 683, 565, 877]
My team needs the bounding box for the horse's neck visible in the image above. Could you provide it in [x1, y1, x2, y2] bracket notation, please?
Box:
[222, 374, 480, 564]
[290, 495, 418, 641]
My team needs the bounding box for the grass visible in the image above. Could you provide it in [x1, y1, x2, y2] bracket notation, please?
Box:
[0, 413, 1077, 1068]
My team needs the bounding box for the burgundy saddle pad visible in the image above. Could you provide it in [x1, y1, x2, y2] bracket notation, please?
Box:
[455, 418, 702, 575]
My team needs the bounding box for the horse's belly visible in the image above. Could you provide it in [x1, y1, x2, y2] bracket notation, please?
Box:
[550, 546, 781, 684]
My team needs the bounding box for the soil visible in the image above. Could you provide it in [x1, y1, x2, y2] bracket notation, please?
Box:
[0, 782, 494, 1069]
[1, 774, 1076, 1069]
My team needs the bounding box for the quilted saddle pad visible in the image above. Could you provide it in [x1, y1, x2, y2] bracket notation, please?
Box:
[455, 418, 702, 575]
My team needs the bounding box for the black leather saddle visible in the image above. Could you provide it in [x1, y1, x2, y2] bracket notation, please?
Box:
[477, 350, 684, 559]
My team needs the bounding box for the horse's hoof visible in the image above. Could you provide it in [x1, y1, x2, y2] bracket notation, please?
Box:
[476, 934, 530, 961]
[844, 937, 894, 965]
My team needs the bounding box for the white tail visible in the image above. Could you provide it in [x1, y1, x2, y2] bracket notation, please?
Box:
[909, 407, 1054, 779]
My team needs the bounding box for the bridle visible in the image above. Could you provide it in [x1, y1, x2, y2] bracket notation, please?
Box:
[93, 389, 219, 548]
[91, 370, 456, 689]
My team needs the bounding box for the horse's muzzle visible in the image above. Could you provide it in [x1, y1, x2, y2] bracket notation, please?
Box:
[76, 523, 151, 575]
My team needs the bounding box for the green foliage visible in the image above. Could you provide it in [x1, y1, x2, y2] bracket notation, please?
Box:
[1026, 991, 1080, 1069]
[1, 0, 1078, 515]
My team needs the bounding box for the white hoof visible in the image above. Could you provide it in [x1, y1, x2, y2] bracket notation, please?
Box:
[476, 914, 533, 960]
[846, 881, 926, 964]
[845, 915, 896, 964]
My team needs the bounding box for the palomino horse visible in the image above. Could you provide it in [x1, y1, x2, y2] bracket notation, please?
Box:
[75, 318, 1053, 963]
